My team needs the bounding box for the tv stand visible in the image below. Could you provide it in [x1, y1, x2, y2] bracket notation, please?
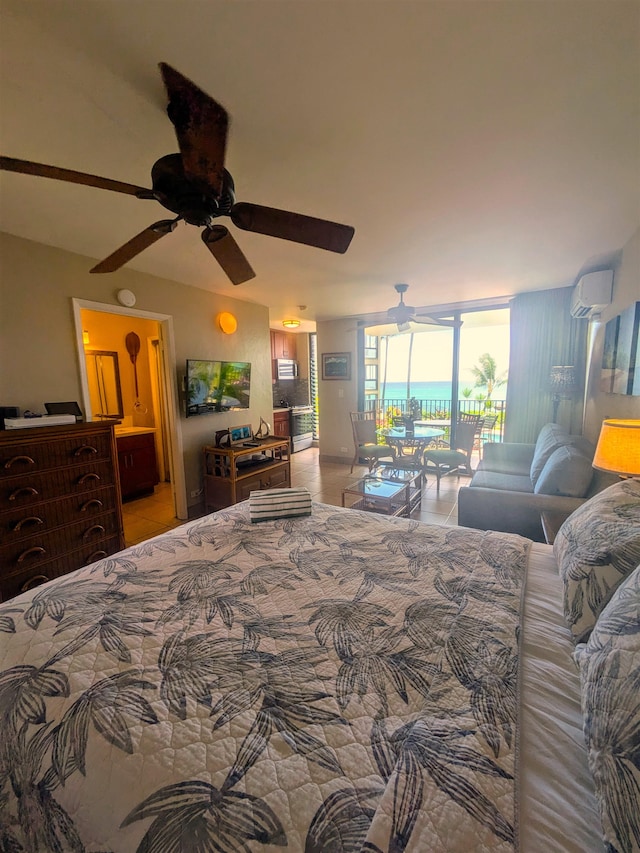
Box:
[203, 437, 291, 511]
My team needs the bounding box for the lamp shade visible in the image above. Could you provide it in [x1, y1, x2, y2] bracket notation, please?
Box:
[592, 419, 640, 477]
[282, 319, 300, 329]
[549, 365, 576, 395]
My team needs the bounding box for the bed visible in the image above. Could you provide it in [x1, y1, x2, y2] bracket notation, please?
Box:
[1, 479, 639, 853]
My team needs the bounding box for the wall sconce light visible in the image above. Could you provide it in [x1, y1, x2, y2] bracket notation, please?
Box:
[282, 319, 300, 329]
[592, 419, 640, 478]
[217, 312, 238, 335]
[82, 330, 90, 346]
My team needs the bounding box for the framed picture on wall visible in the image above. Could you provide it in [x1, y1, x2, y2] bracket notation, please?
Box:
[321, 352, 351, 380]
[600, 316, 619, 393]
[612, 301, 640, 395]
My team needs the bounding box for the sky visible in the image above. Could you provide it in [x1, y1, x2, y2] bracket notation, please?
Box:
[380, 315, 510, 388]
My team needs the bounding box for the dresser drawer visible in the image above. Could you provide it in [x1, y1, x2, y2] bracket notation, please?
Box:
[1, 486, 118, 543]
[0, 534, 123, 602]
[0, 431, 113, 478]
[0, 510, 121, 572]
[0, 459, 116, 508]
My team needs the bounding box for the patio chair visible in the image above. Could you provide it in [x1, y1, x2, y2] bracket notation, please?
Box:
[423, 415, 482, 490]
[477, 413, 499, 457]
[349, 411, 393, 473]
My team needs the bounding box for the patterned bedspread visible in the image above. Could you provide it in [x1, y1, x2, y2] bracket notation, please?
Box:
[0, 502, 530, 852]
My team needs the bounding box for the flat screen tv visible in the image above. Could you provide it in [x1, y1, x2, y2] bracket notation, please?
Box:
[186, 359, 251, 416]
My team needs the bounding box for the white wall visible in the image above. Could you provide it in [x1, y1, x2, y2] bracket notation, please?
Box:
[583, 227, 640, 443]
[0, 232, 273, 516]
[316, 319, 358, 463]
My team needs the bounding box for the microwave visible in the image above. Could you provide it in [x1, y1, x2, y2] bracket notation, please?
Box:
[275, 358, 298, 380]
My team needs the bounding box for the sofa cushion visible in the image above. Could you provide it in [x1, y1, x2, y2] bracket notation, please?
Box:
[555, 478, 640, 642]
[573, 565, 640, 852]
[468, 469, 534, 493]
[534, 444, 594, 497]
[530, 422, 570, 485]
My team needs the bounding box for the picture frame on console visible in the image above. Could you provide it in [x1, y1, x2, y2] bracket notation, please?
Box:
[229, 424, 253, 444]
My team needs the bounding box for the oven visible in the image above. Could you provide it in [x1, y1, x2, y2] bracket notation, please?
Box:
[289, 405, 314, 452]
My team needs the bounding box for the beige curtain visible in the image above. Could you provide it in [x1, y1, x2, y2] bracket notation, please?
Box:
[505, 287, 588, 443]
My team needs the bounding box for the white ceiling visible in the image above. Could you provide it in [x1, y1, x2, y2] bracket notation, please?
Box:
[1, 1, 638, 330]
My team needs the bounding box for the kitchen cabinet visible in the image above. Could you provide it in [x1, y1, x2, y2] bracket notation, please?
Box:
[203, 437, 290, 511]
[116, 430, 159, 499]
[270, 330, 297, 361]
[272, 410, 290, 439]
[0, 422, 124, 601]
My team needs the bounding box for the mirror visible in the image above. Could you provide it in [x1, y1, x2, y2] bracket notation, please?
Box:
[85, 350, 124, 419]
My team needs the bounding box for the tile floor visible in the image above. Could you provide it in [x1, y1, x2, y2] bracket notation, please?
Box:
[121, 446, 470, 546]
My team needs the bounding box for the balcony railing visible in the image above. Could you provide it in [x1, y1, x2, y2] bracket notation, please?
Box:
[366, 397, 507, 444]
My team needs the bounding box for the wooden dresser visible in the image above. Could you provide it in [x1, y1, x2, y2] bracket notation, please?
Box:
[0, 422, 125, 601]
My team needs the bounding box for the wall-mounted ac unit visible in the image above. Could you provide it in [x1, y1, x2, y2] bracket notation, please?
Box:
[570, 270, 613, 318]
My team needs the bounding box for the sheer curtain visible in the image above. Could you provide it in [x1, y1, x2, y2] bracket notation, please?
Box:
[505, 287, 588, 443]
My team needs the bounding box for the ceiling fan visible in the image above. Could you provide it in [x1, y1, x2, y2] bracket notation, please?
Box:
[0, 63, 355, 285]
[386, 284, 462, 332]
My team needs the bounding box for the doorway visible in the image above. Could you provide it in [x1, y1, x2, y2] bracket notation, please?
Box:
[72, 298, 187, 520]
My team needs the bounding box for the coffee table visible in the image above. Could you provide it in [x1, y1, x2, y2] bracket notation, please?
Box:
[342, 470, 421, 517]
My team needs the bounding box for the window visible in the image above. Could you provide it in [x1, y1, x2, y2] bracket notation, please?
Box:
[365, 363, 378, 391]
[365, 334, 378, 359]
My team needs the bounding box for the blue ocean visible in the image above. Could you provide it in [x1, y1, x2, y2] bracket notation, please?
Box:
[380, 380, 508, 402]
[381, 381, 452, 402]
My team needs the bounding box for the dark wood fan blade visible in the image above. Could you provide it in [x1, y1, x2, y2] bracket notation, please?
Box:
[90, 219, 177, 274]
[0, 156, 153, 197]
[231, 202, 354, 254]
[202, 225, 255, 285]
[159, 63, 228, 198]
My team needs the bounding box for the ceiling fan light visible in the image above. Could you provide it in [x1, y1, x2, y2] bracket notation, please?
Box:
[282, 319, 300, 329]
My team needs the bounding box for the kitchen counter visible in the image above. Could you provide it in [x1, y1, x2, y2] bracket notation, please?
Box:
[114, 426, 157, 438]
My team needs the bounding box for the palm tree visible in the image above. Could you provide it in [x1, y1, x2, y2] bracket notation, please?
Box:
[470, 353, 507, 406]
[405, 332, 414, 404]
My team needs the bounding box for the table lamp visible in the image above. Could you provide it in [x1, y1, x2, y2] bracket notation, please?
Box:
[549, 365, 576, 422]
[592, 419, 640, 478]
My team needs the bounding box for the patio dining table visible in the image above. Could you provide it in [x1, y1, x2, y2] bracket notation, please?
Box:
[377, 425, 444, 455]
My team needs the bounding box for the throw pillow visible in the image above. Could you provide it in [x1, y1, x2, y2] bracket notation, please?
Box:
[530, 422, 570, 486]
[534, 444, 594, 497]
[574, 565, 640, 853]
[555, 478, 640, 643]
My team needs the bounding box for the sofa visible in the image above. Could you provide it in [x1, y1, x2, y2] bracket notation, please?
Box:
[457, 422, 616, 542]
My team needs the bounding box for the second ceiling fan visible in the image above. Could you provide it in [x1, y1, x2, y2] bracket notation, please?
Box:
[0, 63, 355, 285]
[386, 284, 462, 332]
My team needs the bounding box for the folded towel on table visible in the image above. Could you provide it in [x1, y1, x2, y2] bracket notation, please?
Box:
[249, 487, 312, 523]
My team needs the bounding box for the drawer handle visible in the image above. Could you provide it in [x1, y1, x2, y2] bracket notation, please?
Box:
[17, 546, 46, 563]
[4, 454, 36, 470]
[9, 486, 39, 501]
[77, 473, 101, 485]
[20, 574, 49, 593]
[85, 550, 107, 564]
[74, 445, 98, 457]
[83, 524, 106, 541]
[13, 515, 44, 532]
[81, 498, 104, 512]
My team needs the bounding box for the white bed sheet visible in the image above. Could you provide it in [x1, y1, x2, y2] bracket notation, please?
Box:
[519, 542, 602, 852]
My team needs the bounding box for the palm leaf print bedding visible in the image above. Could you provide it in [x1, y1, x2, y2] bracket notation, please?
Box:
[0, 501, 530, 852]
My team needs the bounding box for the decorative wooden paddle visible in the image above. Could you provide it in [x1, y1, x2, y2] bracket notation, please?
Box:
[125, 332, 147, 413]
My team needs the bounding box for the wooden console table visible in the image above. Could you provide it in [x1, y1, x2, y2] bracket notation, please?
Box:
[203, 437, 291, 511]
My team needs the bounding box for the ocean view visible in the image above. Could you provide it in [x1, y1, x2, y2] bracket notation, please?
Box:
[380, 380, 508, 402]
[381, 381, 451, 401]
